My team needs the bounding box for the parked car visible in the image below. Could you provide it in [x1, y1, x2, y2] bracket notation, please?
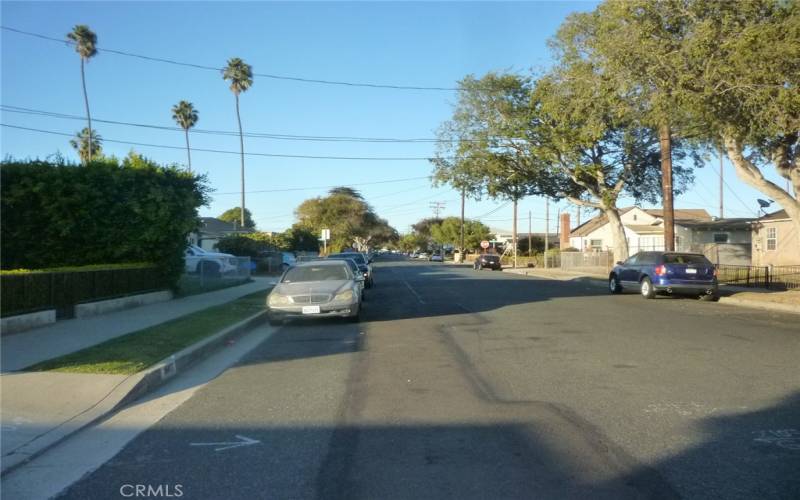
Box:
[328, 252, 373, 288]
[609, 251, 719, 300]
[266, 260, 363, 325]
[327, 257, 366, 300]
[410, 252, 419, 259]
[417, 252, 429, 260]
[473, 253, 502, 270]
[184, 245, 238, 276]
[429, 253, 443, 262]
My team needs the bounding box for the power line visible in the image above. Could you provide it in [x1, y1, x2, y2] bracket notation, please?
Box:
[1, 123, 438, 161]
[214, 176, 430, 195]
[0, 105, 461, 143]
[1, 25, 498, 92]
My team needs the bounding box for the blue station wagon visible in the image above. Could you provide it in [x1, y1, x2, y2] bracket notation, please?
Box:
[609, 252, 719, 301]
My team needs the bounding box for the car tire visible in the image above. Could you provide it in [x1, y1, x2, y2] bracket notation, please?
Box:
[700, 293, 720, 302]
[640, 276, 656, 299]
[609, 275, 623, 294]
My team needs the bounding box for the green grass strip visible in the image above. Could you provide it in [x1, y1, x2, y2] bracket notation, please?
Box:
[27, 290, 269, 375]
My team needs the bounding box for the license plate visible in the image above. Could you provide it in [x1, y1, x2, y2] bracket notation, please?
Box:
[685, 268, 697, 274]
[302, 305, 321, 314]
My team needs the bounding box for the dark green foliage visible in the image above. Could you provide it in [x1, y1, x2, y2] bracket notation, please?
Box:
[1, 156, 210, 288]
[1, 264, 168, 318]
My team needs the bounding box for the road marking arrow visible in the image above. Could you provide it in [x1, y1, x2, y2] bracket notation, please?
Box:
[190, 435, 260, 452]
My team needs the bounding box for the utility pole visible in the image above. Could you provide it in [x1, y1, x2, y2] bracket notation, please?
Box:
[544, 198, 550, 269]
[512, 198, 518, 268]
[528, 210, 532, 257]
[460, 189, 465, 255]
[576, 206, 581, 227]
[429, 201, 446, 219]
[660, 124, 675, 251]
[719, 146, 724, 219]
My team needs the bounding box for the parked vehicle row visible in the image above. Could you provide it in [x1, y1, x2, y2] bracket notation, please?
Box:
[184, 244, 238, 276]
[266, 251, 376, 325]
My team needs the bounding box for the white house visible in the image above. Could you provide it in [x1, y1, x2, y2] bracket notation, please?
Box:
[569, 207, 714, 256]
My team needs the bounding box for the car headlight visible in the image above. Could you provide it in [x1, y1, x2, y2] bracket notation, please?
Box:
[334, 289, 354, 301]
[268, 293, 291, 306]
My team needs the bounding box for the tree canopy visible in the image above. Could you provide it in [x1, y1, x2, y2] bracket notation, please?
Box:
[218, 207, 255, 229]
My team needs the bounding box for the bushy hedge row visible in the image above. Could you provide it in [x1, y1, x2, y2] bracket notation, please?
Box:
[1, 155, 209, 286]
[1, 264, 170, 318]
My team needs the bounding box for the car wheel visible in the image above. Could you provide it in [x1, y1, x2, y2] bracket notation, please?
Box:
[609, 275, 622, 294]
[700, 293, 720, 302]
[640, 277, 656, 299]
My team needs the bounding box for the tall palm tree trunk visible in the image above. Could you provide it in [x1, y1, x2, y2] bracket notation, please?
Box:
[184, 129, 192, 173]
[80, 58, 93, 163]
[235, 93, 245, 227]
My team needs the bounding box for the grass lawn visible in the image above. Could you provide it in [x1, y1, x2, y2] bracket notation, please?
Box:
[28, 290, 269, 375]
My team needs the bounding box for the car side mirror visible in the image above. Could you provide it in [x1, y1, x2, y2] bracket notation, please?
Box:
[616, 261, 624, 266]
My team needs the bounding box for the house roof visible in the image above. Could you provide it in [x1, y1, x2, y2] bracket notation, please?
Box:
[198, 217, 254, 236]
[570, 207, 712, 237]
[758, 209, 790, 222]
[678, 218, 754, 231]
[625, 225, 664, 235]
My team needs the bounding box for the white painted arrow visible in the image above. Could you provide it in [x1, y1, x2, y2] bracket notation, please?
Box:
[190, 435, 260, 452]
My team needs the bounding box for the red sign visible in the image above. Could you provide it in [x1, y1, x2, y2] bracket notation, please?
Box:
[480, 240, 490, 249]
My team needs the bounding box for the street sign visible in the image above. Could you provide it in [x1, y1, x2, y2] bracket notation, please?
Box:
[480, 240, 490, 249]
[321, 229, 331, 240]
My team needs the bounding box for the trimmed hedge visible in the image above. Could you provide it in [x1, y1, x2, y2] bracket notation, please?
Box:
[1, 264, 169, 318]
[1, 155, 209, 287]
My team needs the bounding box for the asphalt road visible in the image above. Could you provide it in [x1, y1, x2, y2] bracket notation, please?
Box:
[59, 257, 800, 499]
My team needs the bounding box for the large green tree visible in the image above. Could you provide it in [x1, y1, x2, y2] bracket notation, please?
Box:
[294, 187, 397, 252]
[222, 57, 253, 228]
[218, 207, 255, 229]
[172, 100, 199, 172]
[67, 25, 98, 164]
[431, 73, 556, 263]
[430, 217, 491, 251]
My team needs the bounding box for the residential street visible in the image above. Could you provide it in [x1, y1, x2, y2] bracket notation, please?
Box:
[58, 257, 799, 500]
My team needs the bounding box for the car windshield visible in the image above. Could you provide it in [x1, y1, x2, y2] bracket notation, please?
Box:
[330, 253, 365, 265]
[663, 254, 710, 265]
[282, 265, 349, 283]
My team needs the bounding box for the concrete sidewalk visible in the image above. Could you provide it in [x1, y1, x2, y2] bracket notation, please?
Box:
[1, 277, 275, 373]
[0, 278, 275, 475]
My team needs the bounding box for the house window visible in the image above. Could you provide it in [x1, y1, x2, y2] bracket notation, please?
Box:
[589, 239, 603, 251]
[766, 227, 777, 250]
[713, 233, 729, 243]
[633, 214, 638, 221]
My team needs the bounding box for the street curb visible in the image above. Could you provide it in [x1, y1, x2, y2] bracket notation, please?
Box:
[1, 310, 268, 476]
[718, 297, 800, 315]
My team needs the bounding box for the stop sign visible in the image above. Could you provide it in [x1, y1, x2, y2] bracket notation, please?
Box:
[480, 240, 490, 249]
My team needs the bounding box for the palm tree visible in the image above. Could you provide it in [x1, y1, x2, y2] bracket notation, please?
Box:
[67, 25, 98, 164]
[222, 57, 253, 227]
[70, 127, 102, 164]
[171, 100, 199, 172]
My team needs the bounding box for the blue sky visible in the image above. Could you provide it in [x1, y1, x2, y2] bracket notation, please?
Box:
[1, 1, 785, 236]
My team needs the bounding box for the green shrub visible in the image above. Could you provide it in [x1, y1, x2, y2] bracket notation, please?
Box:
[1, 156, 209, 287]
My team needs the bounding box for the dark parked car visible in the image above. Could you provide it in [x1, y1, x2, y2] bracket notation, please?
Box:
[473, 253, 502, 271]
[609, 251, 719, 300]
[327, 252, 373, 287]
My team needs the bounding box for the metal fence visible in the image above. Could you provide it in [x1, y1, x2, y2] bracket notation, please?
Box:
[716, 264, 800, 290]
[560, 251, 615, 274]
[178, 256, 251, 294]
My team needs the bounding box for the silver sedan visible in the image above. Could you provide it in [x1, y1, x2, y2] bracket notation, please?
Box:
[266, 260, 364, 325]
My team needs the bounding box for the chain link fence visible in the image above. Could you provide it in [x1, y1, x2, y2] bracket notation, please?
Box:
[560, 251, 614, 275]
[178, 256, 251, 295]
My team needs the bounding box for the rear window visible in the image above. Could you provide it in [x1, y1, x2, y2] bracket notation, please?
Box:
[663, 254, 710, 265]
[282, 265, 349, 283]
[483, 255, 500, 262]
